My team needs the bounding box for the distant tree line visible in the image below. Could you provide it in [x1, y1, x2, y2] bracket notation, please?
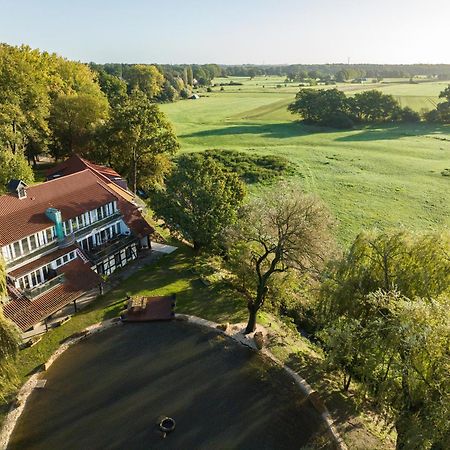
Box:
[288, 85, 450, 128]
[221, 63, 450, 81]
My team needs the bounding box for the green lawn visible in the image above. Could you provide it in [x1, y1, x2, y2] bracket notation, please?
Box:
[162, 78, 450, 245]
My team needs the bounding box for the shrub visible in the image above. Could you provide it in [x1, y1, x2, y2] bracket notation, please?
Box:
[325, 111, 354, 129]
[179, 88, 190, 99]
[201, 149, 296, 184]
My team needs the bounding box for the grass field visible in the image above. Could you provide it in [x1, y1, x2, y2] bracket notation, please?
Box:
[161, 77, 450, 245]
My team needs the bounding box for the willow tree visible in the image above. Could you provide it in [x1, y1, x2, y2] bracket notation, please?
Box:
[0, 258, 21, 401]
[229, 185, 335, 333]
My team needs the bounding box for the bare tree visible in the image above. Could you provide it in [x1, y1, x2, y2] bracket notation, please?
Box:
[229, 184, 335, 333]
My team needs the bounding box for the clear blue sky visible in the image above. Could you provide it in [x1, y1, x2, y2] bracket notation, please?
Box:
[1, 0, 449, 64]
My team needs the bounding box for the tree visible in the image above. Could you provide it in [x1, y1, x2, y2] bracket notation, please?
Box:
[351, 90, 400, 122]
[0, 257, 21, 402]
[229, 185, 335, 333]
[319, 230, 450, 448]
[319, 230, 450, 321]
[0, 44, 52, 162]
[107, 89, 179, 192]
[48, 92, 109, 159]
[288, 88, 352, 129]
[321, 290, 450, 450]
[124, 64, 164, 98]
[186, 66, 194, 86]
[96, 70, 128, 106]
[0, 149, 34, 194]
[152, 154, 246, 252]
[425, 84, 450, 123]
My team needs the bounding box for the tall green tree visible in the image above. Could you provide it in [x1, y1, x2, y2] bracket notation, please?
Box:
[48, 93, 109, 159]
[96, 70, 128, 106]
[152, 153, 246, 252]
[124, 64, 165, 98]
[320, 230, 450, 321]
[108, 89, 179, 192]
[0, 44, 52, 162]
[0, 149, 34, 194]
[288, 88, 352, 128]
[228, 185, 335, 333]
[425, 84, 450, 123]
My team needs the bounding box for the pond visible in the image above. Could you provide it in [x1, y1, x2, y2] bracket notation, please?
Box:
[9, 321, 332, 449]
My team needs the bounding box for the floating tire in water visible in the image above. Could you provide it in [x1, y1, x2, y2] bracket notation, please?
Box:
[159, 417, 176, 433]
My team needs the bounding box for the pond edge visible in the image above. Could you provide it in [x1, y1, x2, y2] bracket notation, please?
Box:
[0, 315, 347, 450]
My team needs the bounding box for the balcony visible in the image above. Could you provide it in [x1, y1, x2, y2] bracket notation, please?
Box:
[73, 211, 122, 240]
[6, 241, 58, 270]
[24, 273, 65, 300]
[86, 234, 137, 263]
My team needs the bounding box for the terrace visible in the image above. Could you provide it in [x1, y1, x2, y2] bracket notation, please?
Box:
[24, 274, 65, 300]
[86, 234, 137, 263]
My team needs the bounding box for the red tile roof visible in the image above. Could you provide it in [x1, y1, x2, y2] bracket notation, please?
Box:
[46, 154, 123, 183]
[3, 258, 101, 331]
[0, 170, 117, 246]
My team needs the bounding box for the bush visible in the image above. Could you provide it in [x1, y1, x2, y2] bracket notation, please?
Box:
[201, 149, 296, 184]
[206, 87, 212, 93]
[393, 106, 421, 123]
[179, 88, 190, 99]
[325, 112, 354, 129]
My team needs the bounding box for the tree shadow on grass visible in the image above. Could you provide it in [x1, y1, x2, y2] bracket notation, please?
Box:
[335, 123, 449, 142]
[179, 122, 326, 140]
[181, 121, 449, 144]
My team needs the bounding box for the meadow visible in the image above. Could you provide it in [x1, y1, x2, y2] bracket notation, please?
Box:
[161, 77, 450, 245]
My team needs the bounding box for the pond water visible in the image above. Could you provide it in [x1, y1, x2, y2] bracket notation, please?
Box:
[9, 321, 331, 449]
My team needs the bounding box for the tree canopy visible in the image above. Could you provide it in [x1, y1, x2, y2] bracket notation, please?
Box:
[152, 153, 246, 251]
[228, 185, 335, 333]
[319, 230, 450, 449]
[107, 89, 179, 192]
[288, 88, 420, 128]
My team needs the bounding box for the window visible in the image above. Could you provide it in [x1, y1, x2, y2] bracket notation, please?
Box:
[126, 246, 132, 261]
[63, 254, 69, 263]
[13, 242, 21, 258]
[46, 228, 54, 243]
[29, 235, 38, 251]
[115, 253, 122, 268]
[71, 218, 79, 232]
[21, 238, 30, 255]
[97, 207, 104, 220]
[18, 187, 27, 199]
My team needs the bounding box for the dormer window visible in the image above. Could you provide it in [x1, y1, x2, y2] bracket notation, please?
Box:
[18, 187, 27, 199]
[7, 179, 28, 199]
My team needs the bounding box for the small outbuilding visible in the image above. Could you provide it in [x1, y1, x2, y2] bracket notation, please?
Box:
[189, 94, 200, 100]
